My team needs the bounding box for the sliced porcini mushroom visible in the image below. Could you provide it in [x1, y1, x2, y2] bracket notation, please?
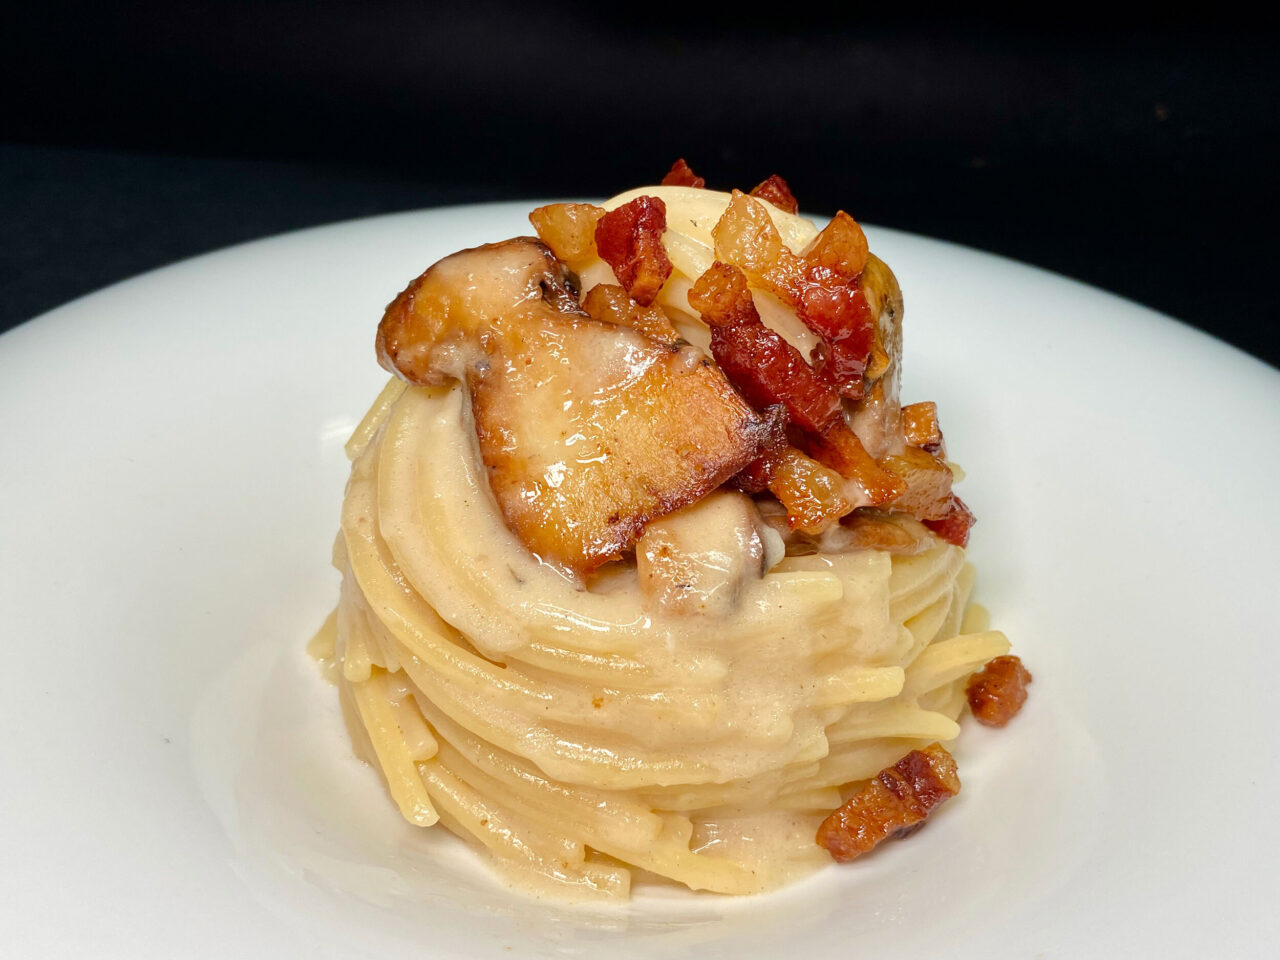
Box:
[635, 491, 778, 616]
[376, 238, 769, 575]
[849, 254, 904, 459]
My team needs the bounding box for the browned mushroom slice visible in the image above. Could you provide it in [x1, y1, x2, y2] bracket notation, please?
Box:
[377, 238, 767, 574]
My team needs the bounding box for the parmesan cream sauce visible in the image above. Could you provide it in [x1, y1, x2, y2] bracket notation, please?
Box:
[348, 190, 910, 803]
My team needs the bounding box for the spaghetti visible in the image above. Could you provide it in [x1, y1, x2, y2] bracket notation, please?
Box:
[311, 175, 1020, 899]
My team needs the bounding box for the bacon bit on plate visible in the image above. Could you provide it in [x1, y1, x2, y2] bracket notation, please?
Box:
[528, 202, 605, 269]
[749, 173, 799, 214]
[594, 196, 674, 306]
[901, 401, 946, 456]
[581, 283, 681, 345]
[711, 192, 875, 396]
[921, 493, 976, 547]
[816, 743, 961, 862]
[966, 655, 1032, 727]
[661, 157, 706, 188]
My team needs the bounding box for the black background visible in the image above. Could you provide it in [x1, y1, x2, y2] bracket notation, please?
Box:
[3, 3, 1277, 368]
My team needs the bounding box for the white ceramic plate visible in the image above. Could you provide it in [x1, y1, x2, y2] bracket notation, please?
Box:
[2, 203, 1278, 959]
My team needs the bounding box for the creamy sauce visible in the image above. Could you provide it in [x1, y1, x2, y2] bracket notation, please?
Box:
[318, 187, 994, 898]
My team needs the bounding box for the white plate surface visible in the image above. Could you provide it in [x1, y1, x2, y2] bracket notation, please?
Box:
[2, 203, 1278, 959]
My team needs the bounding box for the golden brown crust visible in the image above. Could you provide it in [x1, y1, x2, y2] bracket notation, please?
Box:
[796, 427, 906, 507]
[881, 446, 955, 521]
[376, 238, 584, 387]
[966, 656, 1032, 726]
[661, 158, 706, 188]
[473, 335, 766, 574]
[528, 203, 606, 270]
[765, 447, 857, 534]
[848, 254, 904, 461]
[816, 743, 961, 862]
[581, 283, 681, 345]
[376, 238, 768, 575]
[841, 511, 935, 555]
[594, 196, 673, 306]
[748, 174, 799, 214]
[803, 211, 868, 278]
[901, 401, 945, 456]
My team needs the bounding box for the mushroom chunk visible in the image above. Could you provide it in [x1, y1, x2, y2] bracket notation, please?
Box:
[635, 491, 780, 616]
[377, 238, 768, 575]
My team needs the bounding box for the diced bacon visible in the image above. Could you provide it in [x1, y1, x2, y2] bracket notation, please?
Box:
[901, 401, 945, 456]
[581, 283, 680, 345]
[817, 743, 961, 862]
[798, 425, 906, 507]
[749, 173, 799, 214]
[730, 412, 859, 534]
[803, 211, 869, 279]
[922, 494, 976, 547]
[690, 261, 904, 509]
[528, 202, 605, 269]
[661, 158, 706, 188]
[966, 655, 1032, 727]
[731, 404, 789, 494]
[881, 446, 954, 521]
[711, 190, 807, 295]
[795, 271, 877, 397]
[767, 447, 858, 534]
[594, 196, 674, 306]
[711, 192, 875, 396]
[688, 261, 843, 434]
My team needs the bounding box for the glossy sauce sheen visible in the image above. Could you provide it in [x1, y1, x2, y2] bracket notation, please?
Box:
[326, 188, 1005, 897]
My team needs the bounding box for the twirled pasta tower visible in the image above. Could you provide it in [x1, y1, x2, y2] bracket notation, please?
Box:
[311, 168, 1022, 899]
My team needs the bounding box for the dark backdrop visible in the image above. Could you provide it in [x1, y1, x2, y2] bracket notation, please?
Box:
[3, 3, 1277, 367]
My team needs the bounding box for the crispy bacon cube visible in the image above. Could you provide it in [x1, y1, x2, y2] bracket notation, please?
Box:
[767, 447, 858, 533]
[881, 446, 954, 521]
[661, 157, 706, 188]
[689, 261, 843, 434]
[922, 494, 976, 547]
[594, 195, 673, 306]
[803, 210, 868, 278]
[528, 202, 605, 269]
[795, 271, 877, 394]
[965, 656, 1032, 727]
[817, 743, 961, 862]
[689, 261, 904, 509]
[797, 425, 906, 507]
[748, 173, 799, 214]
[711, 192, 875, 396]
[901, 401, 945, 456]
